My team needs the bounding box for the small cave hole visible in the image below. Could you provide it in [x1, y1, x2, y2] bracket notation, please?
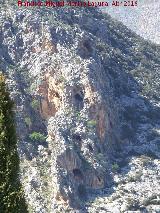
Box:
[83, 40, 92, 53]
[110, 121, 113, 128]
[75, 93, 83, 102]
[74, 91, 84, 111]
[88, 144, 93, 152]
[73, 134, 82, 142]
[73, 168, 83, 180]
[48, 150, 52, 156]
[55, 92, 60, 98]
[79, 38, 93, 59]
[97, 176, 102, 182]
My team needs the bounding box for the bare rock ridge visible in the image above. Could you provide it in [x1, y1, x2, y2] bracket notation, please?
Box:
[0, 4, 160, 213]
[103, 0, 160, 44]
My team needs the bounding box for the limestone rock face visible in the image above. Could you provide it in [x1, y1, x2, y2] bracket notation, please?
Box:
[0, 4, 160, 213]
[37, 73, 63, 119]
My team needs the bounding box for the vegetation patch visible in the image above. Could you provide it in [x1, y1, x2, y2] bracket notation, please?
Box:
[29, 131, 46, 142]
[0, 73, 28, 212]
[87, 120, 97, 128]
[112, 163, 119, 172]
[31, 99, 39, 111]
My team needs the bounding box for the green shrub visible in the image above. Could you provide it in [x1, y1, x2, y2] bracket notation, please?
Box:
[8, 64, 15, 69]
[28, 83, 37, 94]
[87, 120, 97, 128]
[24, 117, 32, 127]
[31, 99, 39, 110]
[112, 163, 119, 171]
[0, 73, 28, 212]
[29, 132, 46, 142]
[76, 111, 81, 120]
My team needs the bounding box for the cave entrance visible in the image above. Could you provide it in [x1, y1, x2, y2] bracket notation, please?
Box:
[72, 134, 82, 142]
[72, 86, 84, 111]
[72, 168, 83, 180]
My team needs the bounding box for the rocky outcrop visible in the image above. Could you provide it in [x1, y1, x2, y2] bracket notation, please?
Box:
[37, 73, 63, 119]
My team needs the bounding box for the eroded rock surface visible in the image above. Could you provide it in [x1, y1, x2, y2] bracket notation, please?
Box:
[0, 4, 160, 213]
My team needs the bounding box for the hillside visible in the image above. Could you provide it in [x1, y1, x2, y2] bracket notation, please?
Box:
[104, 0, 160, 44]
[0, 3, 160, 212]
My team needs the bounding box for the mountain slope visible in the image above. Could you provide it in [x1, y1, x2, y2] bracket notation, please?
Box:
[0, 4, 160, 212]
[104, 0, 160, 44]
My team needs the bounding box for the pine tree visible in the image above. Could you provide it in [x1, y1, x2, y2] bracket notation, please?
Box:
[0, 73, 28, 213]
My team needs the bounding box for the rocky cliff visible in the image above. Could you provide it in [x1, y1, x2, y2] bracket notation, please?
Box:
[0, 3, 160, 213]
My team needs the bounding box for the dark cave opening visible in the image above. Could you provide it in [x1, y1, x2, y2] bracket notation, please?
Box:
[72, 168, 83, 180]
[88, 144, 93, 152]
[74, 91, 84, 111]
[72, 134, 82, 142]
